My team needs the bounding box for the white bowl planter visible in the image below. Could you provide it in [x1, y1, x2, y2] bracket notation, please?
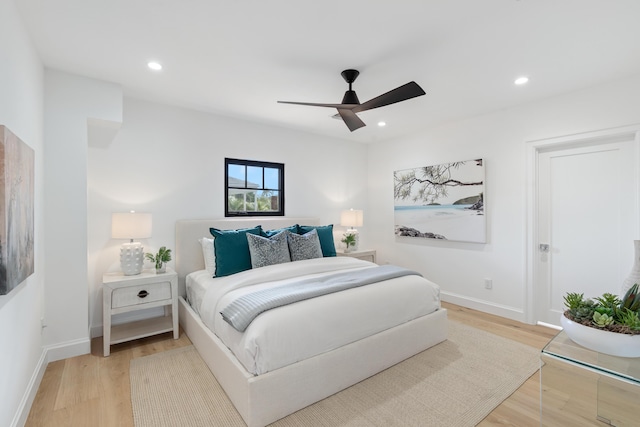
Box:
[561, 314, 640, 358]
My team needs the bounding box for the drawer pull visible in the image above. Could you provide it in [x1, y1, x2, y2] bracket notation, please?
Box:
[137, 290, 149, 298]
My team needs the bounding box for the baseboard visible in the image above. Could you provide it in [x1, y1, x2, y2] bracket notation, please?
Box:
[441, 291, 527, 323]
[10, 349, 48, 427]
[45, 337, 91, 363]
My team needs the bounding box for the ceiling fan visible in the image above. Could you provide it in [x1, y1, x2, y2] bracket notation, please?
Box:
[278, 69, 426, 132]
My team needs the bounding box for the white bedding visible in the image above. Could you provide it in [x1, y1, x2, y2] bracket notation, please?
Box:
[186, 269, 211, 316]
[188, 257, 441, 375]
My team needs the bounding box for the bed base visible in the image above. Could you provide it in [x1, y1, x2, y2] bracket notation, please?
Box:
[179, 297, 448, 427]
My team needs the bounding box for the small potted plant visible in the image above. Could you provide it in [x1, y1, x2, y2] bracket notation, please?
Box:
[341, 232, 357, 253]
[145, 246, 172, 274]
[562, 283, 640, 357]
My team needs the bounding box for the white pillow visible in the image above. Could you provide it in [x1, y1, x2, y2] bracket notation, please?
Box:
[199, 237, 216, 276]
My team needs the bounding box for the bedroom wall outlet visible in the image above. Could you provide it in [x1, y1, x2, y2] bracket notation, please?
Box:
[484, 278, 492, 289]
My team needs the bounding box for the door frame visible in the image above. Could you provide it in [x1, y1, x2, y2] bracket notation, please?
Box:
[525, 124, 640, 324]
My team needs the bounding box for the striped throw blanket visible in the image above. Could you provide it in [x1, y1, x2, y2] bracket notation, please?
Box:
[220, 265, 421, 332]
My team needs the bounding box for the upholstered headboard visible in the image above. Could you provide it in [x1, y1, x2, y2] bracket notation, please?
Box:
[175, 217, 319, 296]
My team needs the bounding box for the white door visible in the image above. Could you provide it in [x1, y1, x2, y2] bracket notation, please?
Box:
[534, 132, 639, 326]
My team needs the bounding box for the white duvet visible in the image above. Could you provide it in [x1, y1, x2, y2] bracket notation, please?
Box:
[189, 257, 441, 375]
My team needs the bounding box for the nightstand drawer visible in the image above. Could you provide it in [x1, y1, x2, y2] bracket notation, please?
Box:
[111, 282, 172, 309]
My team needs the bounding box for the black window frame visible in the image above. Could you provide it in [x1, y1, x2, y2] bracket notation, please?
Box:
[225, 158, 285, 217]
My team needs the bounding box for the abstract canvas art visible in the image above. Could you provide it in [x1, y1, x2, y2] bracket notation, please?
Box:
[0, 126, 35, 295]
[394, 159, 485, 243]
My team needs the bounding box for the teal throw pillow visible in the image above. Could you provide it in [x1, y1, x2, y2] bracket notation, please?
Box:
[298, 224, 336, 257]
[261, 224, 299, 237]
[210, 225, 263, 277]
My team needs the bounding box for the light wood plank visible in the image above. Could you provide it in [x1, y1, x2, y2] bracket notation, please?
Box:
[53, 354, 100, 410]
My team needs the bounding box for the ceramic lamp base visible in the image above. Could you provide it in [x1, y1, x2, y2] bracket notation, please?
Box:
[120, 242, 144, 275]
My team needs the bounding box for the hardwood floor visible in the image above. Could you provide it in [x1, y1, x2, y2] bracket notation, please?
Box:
[26, 303, 557, 426]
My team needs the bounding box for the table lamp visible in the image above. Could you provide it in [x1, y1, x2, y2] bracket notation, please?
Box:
[111, 211, 152, 275]
[340, 208, 363, 251]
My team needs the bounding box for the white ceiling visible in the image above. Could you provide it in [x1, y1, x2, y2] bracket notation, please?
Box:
[16, 0, 640, 143]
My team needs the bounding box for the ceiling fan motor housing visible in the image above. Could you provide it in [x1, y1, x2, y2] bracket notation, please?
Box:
[341, 90, 360, 105]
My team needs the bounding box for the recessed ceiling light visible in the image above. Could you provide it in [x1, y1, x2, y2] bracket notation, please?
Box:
[147, 61, 163, 71]
[514, 76, 529, 85]
[378, 121, 386, 127]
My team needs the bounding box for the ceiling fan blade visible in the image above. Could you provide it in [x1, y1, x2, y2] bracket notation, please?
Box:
[352, 81, 425, 113]
[277, 101, 358, 109]
[337, 109, 366, 132]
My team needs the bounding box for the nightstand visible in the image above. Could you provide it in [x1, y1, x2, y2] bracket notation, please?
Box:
[102, 268, 178, 356]
[336, 249, 377, 263]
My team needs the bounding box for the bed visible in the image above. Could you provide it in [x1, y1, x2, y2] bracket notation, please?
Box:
[176, 217, 448, 427]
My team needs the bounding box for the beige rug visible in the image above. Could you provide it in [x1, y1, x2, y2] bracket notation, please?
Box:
[130, 321, 539, 427]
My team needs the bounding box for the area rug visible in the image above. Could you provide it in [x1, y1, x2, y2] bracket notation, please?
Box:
[130, 321, 539, 427]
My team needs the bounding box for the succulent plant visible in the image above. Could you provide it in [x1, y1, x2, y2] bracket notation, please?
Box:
[619, 309, 640, 331]
[594, 293, 621, 310]
[573, 303, 596, 323]
[563, 284, 640, 335]
[563, 292, 584, 310]
[593, 312, 614, 327]
[622, 283, 640, 311]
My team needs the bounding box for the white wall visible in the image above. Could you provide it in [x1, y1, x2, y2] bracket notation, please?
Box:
[0, 0, 44, 425]
[43, 70, 122, 359]
[367, 73, 640, 322]
[87, 97, 368, 334]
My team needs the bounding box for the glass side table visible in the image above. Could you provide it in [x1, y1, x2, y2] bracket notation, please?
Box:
[541, 331, 640, 426]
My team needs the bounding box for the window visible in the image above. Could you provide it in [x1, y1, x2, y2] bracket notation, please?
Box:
[225, 158, 285, 217]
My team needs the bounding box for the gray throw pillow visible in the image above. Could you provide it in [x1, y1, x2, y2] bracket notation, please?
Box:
[246, 231, 291, 269]
[287, 229, 323, 261]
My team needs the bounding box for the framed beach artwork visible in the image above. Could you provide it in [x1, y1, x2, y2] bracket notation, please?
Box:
[394, 159, 485, 243]
[0, 126, 35, 295]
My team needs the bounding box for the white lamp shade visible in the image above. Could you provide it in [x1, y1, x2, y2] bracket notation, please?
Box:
[111, 212, 152, 240]
[340, 209, 363, 228]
